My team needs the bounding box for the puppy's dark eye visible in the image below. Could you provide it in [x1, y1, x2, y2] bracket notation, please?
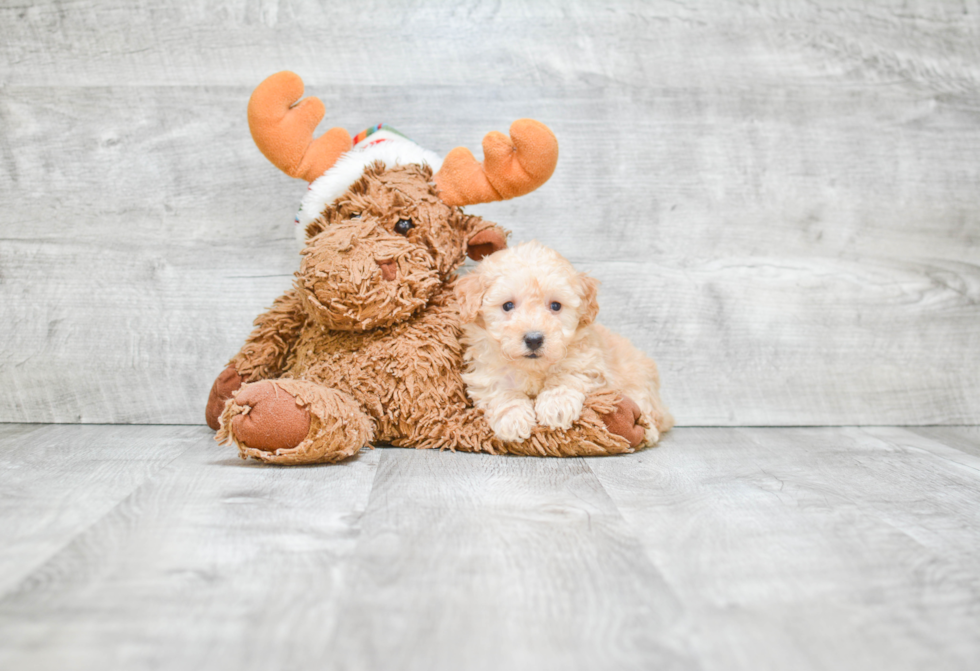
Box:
[550, 301, 562, 312]
[502, 301, 515, 312]
[349, 213, 361, 219]
[395, 218, 414, 235]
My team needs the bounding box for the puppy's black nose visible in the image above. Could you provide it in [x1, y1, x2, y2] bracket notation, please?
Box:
[524, 332, 545, 351]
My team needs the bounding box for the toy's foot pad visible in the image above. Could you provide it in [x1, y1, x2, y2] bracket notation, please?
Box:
[600, 396, 645, 448]
[217, 380, 373, 465]
[228, 381, 311, 452]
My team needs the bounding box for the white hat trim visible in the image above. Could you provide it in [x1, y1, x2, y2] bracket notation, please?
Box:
[296, 132, 443, 232]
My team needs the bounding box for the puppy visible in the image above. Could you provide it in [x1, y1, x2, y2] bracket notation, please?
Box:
[454, 241, 672, 447]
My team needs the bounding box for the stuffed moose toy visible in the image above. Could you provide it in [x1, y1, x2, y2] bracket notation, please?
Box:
[205, 71, 648, 464]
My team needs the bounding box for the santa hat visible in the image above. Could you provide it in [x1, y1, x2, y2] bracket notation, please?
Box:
[295, 124, 443, 230]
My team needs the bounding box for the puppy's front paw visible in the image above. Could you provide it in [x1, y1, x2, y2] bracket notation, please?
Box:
[535, 388, 586, 430]
[488, 401, 537, 442]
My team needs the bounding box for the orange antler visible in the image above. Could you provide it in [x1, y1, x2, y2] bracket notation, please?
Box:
[434, 119, 559, 207]
[247, 71, 352, 182]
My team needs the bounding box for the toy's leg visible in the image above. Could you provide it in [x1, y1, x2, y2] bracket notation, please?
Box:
[619, 388, 674, 448]
[599, 395, 647, 448]
[564, 391, 648, 454]
[402, 390, 644, 457]
[216, 379, 373, 465]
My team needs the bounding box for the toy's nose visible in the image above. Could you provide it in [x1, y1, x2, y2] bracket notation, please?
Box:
[523, 332, 545, 351]
[377, 258, 397, 281]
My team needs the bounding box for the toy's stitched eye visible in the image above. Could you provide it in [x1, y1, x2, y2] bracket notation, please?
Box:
[395, 218, 414, 235]
[550, 301, 562, 312]
[502, 301, 515, 312]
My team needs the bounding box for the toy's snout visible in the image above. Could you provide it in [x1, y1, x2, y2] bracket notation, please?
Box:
[298, 221, 441, 331]
[377, 258, 397, 281]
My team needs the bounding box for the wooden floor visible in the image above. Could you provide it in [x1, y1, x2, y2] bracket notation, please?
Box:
[1, 425, 978, 670]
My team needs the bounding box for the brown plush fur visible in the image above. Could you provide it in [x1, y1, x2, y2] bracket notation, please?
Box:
[208, 163, 640, 464]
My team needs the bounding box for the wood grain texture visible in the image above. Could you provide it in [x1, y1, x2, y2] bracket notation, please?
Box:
[0, 424, 196, 595]
[1, 1, 977, 89]
[2, 425, 979, 669]
[586, 427, 980, 671]
[1, 1, 979, 424]
[908, 425, 980, 459]
[0, 424, 382, 670]
[321, 449, 692, 671]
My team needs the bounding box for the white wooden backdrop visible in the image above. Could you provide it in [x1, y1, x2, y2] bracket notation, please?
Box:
[1, 0, 978, 426]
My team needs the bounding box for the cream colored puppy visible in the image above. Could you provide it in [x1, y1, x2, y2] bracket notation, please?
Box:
[454, 241, 672, 447]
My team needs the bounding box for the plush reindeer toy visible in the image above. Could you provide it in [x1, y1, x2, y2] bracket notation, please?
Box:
[205, 71, 646, 465]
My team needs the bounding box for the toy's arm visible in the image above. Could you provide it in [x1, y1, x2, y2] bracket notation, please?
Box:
[395, 389, 637, 457]
[229, 288, 308, 381]
[206, 288, 307, 430]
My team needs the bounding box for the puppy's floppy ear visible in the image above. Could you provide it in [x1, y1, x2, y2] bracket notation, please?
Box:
[454, 272, 491, 324]
[578, 273, 600, 327]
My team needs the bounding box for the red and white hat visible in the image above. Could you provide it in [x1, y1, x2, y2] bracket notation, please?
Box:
[295, 124, 443, 230]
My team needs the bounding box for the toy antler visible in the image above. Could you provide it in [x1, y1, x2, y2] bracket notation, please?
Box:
[434, 120, 559, 207]
[247, 71, 352, 182]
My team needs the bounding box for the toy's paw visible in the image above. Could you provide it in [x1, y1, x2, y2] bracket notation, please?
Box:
[206, 365, 244, 430]
[535, 387, 586, 430]
[488, 401, 537, 443]
[230, 381, 311, 452]
[600, 396, 645, 449]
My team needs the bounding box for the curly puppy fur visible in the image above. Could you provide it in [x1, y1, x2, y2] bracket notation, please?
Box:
[206, 164, 646, 464]
[455, 241, 673, 447]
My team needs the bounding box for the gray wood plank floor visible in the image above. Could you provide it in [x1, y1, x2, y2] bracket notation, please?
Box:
[2, 425, 978, 670]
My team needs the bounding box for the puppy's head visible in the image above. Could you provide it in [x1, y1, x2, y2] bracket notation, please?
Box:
[455, 241, 599, 370]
